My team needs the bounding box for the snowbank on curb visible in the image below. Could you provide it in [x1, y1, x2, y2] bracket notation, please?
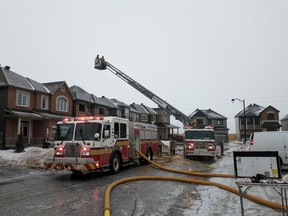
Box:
[0, 147, 53, 168]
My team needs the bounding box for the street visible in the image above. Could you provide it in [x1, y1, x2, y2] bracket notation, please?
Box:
[0, 143, 284, 216]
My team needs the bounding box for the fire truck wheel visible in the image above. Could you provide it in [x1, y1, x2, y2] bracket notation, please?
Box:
[71, 170, 84, 179]
[110, 153, 121, 174]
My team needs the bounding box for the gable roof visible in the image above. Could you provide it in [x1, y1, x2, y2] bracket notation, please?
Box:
[43, 81, 67, 93]
[141, 104, 157, 115]
[235, 103, 265, 117]
[92, 96, 117, 108]
[0, 66, 48, 93]
[153, 107, 169, 115]
[261, 105, 280, 113]
[189, 108, 227, 119]
[281, 114, 288, 121]
[130, 103, 149, 114]
[70, 85, 93, 103]
[110, 98, 130, 108]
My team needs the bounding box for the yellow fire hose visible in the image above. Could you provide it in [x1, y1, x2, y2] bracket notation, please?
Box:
[137, 150, 234, 178]
[103, 151, 285, 216]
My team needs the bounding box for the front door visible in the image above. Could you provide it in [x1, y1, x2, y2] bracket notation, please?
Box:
[21, 121, 29, 144]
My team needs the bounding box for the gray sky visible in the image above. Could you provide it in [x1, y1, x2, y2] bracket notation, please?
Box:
[1, 1, 288, 133]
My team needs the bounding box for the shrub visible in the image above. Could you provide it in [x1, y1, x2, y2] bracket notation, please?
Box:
[14, 134, 25, 153]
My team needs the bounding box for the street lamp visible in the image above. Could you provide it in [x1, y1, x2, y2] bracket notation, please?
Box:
[231, 98, 246, 144]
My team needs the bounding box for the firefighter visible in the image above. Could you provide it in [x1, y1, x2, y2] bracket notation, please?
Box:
[170, 137, 176, 154]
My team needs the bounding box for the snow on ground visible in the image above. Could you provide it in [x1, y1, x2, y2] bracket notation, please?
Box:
[0, 147, 53, 168]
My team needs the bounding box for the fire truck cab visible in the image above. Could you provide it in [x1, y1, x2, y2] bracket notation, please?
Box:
[44, 116, 159, 175]
[183, 126, 217, 159]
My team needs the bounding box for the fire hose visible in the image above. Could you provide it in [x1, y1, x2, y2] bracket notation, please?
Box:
[103, 151, 285, 216]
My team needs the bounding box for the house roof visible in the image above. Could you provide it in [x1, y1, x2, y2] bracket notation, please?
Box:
[130, 103, 149, 114]
[5, 109, 44, 119]
[153, 108, 168, 114]
[93, 96, 117, 108]
[110, 98, 130, 108]
[234, 103, 280, 117]
[0, 66, 49, 93]
[281, 114, 288, 121]
[130, 106, 140, 114]
[189, 108, 227, 119]
[5, 109, 68, 120]
[70, 85, 93, 103]
[261, 105, 280, 113]
[235, 103, 264, 117]
[141, 104, 157, 115]
[43, 81, 66, 93]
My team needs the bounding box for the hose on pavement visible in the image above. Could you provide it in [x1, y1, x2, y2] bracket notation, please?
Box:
[103, 151, 284, 216]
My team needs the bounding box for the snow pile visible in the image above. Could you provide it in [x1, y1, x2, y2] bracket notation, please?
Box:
[0, 147, 53, 168]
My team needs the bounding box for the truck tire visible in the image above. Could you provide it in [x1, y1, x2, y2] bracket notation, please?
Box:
[71, 170, 83, 179]
[110, 153, 121, 174]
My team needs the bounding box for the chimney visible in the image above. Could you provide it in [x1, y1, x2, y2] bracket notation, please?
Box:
[5, 66, 10, 70]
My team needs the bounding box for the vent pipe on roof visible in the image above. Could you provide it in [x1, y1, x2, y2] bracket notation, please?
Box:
[5, 66, 10, 70]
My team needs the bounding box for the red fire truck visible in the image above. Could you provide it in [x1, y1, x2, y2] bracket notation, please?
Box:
[183, 126, 217, 159]
[44, 116, 159, 175]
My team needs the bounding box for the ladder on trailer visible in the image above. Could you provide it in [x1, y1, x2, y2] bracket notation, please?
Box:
[94, 55, 191, 127]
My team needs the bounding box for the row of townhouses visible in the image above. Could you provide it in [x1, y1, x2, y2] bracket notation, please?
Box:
[0, 66, 287, 149]
[0, 66, 180, 149]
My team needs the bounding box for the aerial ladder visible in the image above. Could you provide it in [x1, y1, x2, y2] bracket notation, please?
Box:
[94, 55, 192, 127]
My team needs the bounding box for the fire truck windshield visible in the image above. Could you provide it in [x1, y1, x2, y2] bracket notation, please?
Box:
[55, 124, 74, 141]
[75, 123, 102, 141]
[185, 130, 215, 140]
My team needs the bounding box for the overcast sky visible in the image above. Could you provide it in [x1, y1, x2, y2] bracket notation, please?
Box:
[1, 1, 287, 133]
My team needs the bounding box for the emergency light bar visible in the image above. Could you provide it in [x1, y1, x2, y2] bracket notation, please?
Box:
[63, 116, 104, 122]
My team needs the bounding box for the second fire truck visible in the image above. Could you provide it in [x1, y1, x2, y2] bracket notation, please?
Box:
[183, 126, 217, 159]
[44, 116, 159, 175]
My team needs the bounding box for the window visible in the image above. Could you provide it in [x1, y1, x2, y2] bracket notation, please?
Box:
[99, 107, 104, 115]
[41, 95, 49, 110]
[57, 97, 68, 112]
[255, 118, 260, 125]
[75, 123, 101, 140]
[120, 123, 127, 138]
[114, 122, 119, 138]
[103, 124, 111, 138]
[217, 120, 223, 125]
[79, 103, 85, 112]
[16, 91, 30, 107]
[267, 112, 275, 120]
[247, 118, 252, 125]
[197, 119, 203, 125]
[141, 115, 148, 121]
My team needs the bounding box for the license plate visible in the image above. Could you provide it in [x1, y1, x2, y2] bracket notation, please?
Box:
[194, 149, 206, 155]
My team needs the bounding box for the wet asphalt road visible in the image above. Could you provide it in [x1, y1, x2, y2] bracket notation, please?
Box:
[0, 150, 216, 216]
[2, 143, 268, 216]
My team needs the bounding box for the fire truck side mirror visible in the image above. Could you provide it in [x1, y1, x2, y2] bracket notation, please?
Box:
[94, 133, 100, 139]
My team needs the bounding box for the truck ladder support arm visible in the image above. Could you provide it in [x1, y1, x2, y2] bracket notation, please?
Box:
[94, 55, 191, 127]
